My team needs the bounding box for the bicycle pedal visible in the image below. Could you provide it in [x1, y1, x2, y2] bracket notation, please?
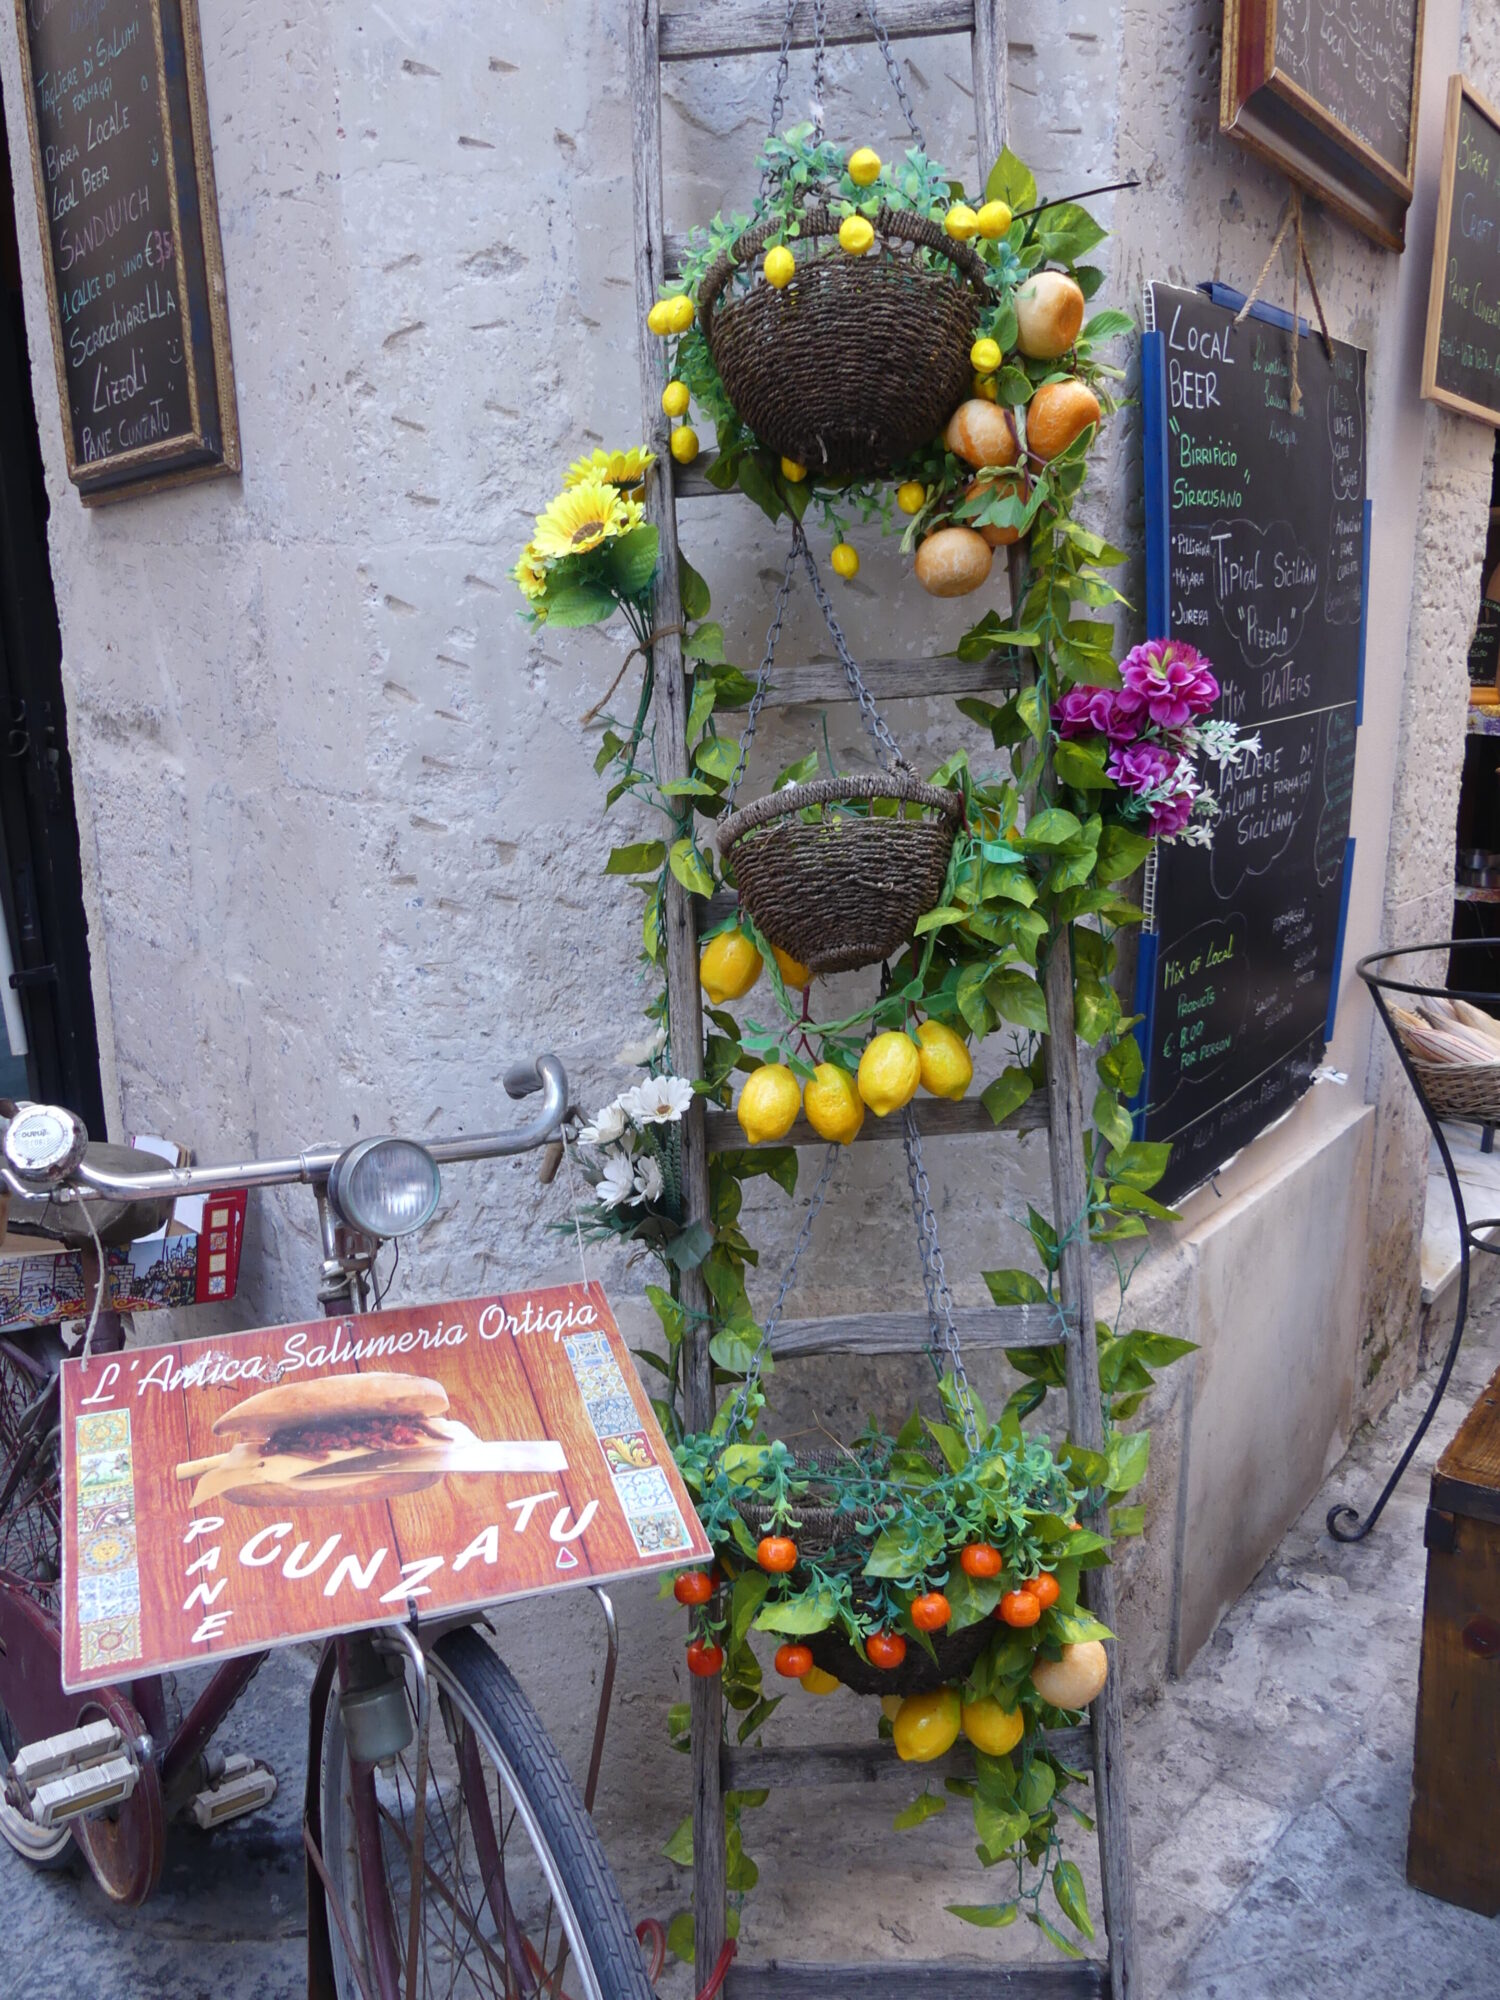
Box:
[189, 1753, 277, 1828]
[11, 1717, 124, 1787]
[30, 1756, 138, 1828]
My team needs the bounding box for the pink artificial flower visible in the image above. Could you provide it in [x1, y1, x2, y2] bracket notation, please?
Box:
[1118, 640, 1219, 730]
[1053, 685, 1141, 743]
[1107, 741, 1177, 796]
[1146, 790, 1199, 838]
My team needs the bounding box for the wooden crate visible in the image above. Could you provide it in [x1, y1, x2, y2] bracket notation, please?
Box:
[1408, 1362, 1500, 1913]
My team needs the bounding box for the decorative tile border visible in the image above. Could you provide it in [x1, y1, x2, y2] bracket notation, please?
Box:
[563, 1331, 694, 1557]
[73, 1410, 142, 1675]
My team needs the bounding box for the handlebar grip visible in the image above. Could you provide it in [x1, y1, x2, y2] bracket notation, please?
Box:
[504, 1061, 543, 1101]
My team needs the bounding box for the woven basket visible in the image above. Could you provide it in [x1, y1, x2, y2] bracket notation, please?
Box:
[1407, 1056, 1500, 1125]
[698, 206, 989, 481]
[717, 775, 963, 977]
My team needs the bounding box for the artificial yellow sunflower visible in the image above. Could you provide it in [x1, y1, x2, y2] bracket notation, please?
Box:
[512, 542, 548, 601]
[564, 446, 655, 490]
[532, 480, 629, 559]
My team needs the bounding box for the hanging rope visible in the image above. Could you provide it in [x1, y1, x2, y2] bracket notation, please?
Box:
[1233, 186, 1333, 417]
[579, 622, 685, 726]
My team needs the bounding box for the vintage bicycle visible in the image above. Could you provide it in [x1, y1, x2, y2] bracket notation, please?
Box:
[0, 1057, 664, 2000]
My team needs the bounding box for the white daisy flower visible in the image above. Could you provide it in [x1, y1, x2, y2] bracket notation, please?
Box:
[618, 1075, 695, 1124]
[633, 1154, 664, 1203]
[616, 1025, 668, 1066]
[577, 1100, 627, 1147]
[596, 1153, 637, 1209]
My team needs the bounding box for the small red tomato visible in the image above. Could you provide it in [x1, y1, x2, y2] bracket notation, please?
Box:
[686, 1639, 724, 1678]
[959, 1543, 1002, 1579]
[674, 1570, 714, 1606]
[998, 1588, 1041, 1628]
[1030, 1572, 1061, 1610]
[865, 1631, 908, 1669]
[756, 1535, 799, 1574]
[774, 1642, 814, 1678]
[910, 1591, 951, 1632]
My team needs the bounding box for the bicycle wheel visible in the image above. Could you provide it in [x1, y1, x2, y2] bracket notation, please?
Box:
[319, 1624, 655, 2000]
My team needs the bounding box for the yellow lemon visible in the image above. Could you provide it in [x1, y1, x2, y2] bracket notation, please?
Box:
[893, 1688, 962, 1764]
[972, 373, 999, 401]
[976, 199, 1013, 239]
[666, 294, 696, 333]
[700, 928, 762, 1005]
[764, 244, 796, 288]
[857, 1031, 921, 1116]
[880, 1694, 904, 1722]
[839, 214, 875, 256]
[944, 203, 980, 241]
[799, 1665, 840, 1695]
[670, 424, 700, 465]
[971, 336, 1002, 373]
[896, 480, 926, 515]
[848, 146, 882, 187]
[662, 380, 690, 418]
[915, 1020, 974, 1101]
[772, 946, 812, 987]
[830, 541, 859, 580]
[736, 1064, 802, 1145]
[961, 1697, 1025, 1757]
[647, 299, 675, 335]
[781, 457, 808, 483]
[803, 1064, 866, 1146]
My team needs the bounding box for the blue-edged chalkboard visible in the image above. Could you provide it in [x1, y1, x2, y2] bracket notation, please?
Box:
[1133, 281, 1366, 1203]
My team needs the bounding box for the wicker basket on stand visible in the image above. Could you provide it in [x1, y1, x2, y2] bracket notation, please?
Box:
[1406, 1058, 1500, 1125]
[698, 206, 990, 481]
[717, 774, 963, 977]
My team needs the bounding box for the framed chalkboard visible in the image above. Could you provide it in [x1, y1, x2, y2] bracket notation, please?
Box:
[1134, 282, 1366, 1204]
[1221, 0, 1426, 251]
[10, 0, 239, 502]
[1421, 77, 1500, 427]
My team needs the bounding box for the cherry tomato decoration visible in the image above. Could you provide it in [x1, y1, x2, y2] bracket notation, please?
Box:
[959, 1543, 1002, 1579]
[674, 1570, 714, 1606]
[756, 1535, 799, 1574]
[911, 1591, 952, 1632]
[774, 1643, 814, 1678]
[686, 1639, 724, 1677]
[997, 1588, 1041, 1628]
[1030, 1572, 1061, 1610]
[865, 1631, 908, 1669]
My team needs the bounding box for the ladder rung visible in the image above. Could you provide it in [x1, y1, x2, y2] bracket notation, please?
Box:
[769, 1303, 1071, 1358]
[705, 1094, 1047, 1151]
[733, 655, 1019, 708]
[723, 1726, 1091, 1792]
[673, 452, 724, 496]
[660, 1, 976, 61]
[726, 1963, 1109, 1999]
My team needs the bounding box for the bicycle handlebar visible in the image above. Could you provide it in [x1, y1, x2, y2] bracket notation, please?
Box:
[8, 1055, 569, 1206]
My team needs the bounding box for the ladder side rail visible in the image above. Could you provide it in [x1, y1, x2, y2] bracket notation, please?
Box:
[627, 0, 728, 1980]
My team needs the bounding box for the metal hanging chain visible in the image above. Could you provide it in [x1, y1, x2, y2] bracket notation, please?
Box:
[791, 520, 912, 775]
[810, 0, 829, 141]
[725, 543, 799, 810]
[760, 0, 798, 194]
[866, 2, 926, 146]
[722, 1142, 842, 1436]
[902, 1107, 981, 1451]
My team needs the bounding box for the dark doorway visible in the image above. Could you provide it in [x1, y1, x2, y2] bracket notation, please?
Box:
[0, 81, 105, 1134]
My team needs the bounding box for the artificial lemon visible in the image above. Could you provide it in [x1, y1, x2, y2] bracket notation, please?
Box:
[892, 1688, 962, 1764]
[880, 1694, 904, 1722]
[838, 214, 875, 256]
[666, 294, 695, 333]
[772, 946, 812, 987]
[800, 1665, 840, 1695]
[803, 1063, 866, 1145]
[670, 424, 700, 465]
[972, 373, 999, 401]
[971, 336, 1002, 373]
[764, 244, 796, 288]
[830, 541, 859, 580]
[700, 928, 762, 1005]
[647, 299, 675, 335]
[781, 457, 807, 483]
[896, 480, 926, 516]
[857, 1031, 921, 1116]
[662, 379, 690, 418]
[944, 203, 979, 241]
[915, 1020, 974, 1100]
[960, 1696, 1025, 1757]
[847, 145, 882, 187]
[975, 198, 1013, 239]
[736, 1064, 802, 1145]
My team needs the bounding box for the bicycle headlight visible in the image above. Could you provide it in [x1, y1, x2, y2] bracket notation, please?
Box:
[327, 1138, 441, 1239]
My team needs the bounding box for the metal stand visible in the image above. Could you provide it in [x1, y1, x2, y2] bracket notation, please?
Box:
[1328, 940, 1500, 1543]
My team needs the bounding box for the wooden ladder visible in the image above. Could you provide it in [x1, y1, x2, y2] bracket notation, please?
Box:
[627, 5, 1137, 1995]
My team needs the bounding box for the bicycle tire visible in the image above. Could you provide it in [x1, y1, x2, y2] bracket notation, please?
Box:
[320, 1623, 655, 2000]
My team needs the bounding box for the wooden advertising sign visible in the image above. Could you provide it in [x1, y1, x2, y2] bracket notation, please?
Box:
[59, 1284, 711, 1691]
[1422, 77, 1500, 426]
[1221, 0, 1426, 250]
[10, 0, 239, 501]
[1136, 282, 1366, 1203]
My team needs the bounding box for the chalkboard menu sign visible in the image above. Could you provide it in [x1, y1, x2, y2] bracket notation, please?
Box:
[1221, 0, 1426, 251]
[1136, 282, 1366, 1203]
[11, 0, 239, 501]
[1422, 77, 1500, 427]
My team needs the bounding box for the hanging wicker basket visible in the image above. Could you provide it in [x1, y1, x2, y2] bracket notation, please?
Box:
[1407, 1057, 1500, 1125]
[698, 206, 990, 481]
[717, 774, 963, 977]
